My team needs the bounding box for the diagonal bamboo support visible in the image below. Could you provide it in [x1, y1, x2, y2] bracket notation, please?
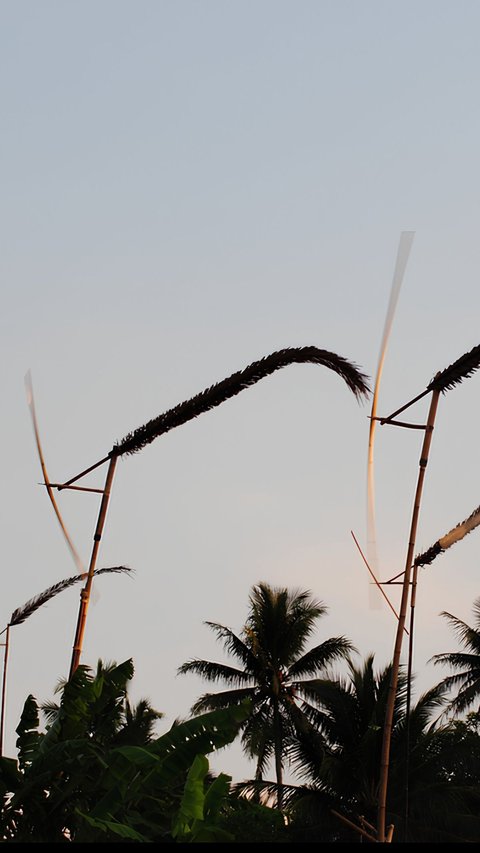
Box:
[350, 530, 408, 632]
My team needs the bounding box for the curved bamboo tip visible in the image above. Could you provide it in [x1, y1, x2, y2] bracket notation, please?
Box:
[24, 369, 32, 402]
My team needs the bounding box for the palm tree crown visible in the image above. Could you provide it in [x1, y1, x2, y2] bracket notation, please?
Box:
[266, 656, 477, 843]
[430, 597, 480, 716]
[178, 582, 355, 805]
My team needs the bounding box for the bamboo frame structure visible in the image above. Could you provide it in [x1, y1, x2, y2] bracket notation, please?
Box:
[403, 554, 420, 836]
[44, 346, 369, 678]
[376, 388, 440, 842]
[373, 341, 480, 842]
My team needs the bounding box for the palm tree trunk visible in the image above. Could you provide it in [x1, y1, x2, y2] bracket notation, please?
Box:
[273, 698, 284, 810]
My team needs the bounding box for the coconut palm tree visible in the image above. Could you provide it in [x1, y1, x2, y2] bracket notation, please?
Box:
[178, 582, 355, 808]
[262, 655, 480, 843]
[430, 597, 480, 717]
[287, 654, 407, 824]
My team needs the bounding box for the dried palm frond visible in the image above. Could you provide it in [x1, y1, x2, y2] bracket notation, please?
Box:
[113, 346, 370, 457]
[378, 342, 480, 425]
[9, 566, 132, 627]
[414, 505, 480, 567]
[428, 343, 480, 394]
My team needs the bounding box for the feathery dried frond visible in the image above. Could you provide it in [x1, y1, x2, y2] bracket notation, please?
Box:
[113, 346, 370, 457]
[428, 343, 480, 394]
[414, 505, 480, 567]
[94, 565, 134, 579]
[413, 541, 443, 568]
[9, 566, 132, 627]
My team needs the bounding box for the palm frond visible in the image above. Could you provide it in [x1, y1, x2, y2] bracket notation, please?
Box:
[435, 610, 480, 654]
[94, 565, 134, 579]
[431, 654, 480, 676]
[432, 670, 480, 717]
[397, 682, 448, 736]
[190, 687, 256, 715]
[428, 343, 480, 394]
[177, 659, 253, 687]
[415, 505, 480, 567]
[246, 583, 330, 666]
[202, 621, 259, 671]
[429, 602, 480, 717]
[288, 638, 356, 679]
[113, 346, 370, 457]
[9, 566, 133, 627]
[413, 541, 443, 567]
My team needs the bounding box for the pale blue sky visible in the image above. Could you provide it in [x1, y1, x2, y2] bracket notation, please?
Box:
[2, 0, 480, 781]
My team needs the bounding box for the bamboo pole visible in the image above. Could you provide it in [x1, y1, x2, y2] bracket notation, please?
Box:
[0, 625, 10, 757]
[386, 823, 395, 843]
[376, 389, 440, 842]
[403, 558, 419, 840]
[331, 810, 379, 843]
[26, 347, 369, 683]
[69, 455, 117, 678]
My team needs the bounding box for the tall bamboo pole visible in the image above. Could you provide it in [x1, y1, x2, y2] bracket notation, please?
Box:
[69, 455, 117, 678]
[376, 388, 440, 843]
[0, 626, 10, 757]
[403, 558, 420, 839]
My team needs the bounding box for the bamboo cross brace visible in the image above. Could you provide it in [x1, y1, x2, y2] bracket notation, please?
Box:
[403, 556, 420, 836]
[43, 483, 106, 494]
[331, 809, 379, 843]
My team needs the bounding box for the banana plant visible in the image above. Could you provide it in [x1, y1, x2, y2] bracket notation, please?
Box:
[0, 657, 251, 843]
